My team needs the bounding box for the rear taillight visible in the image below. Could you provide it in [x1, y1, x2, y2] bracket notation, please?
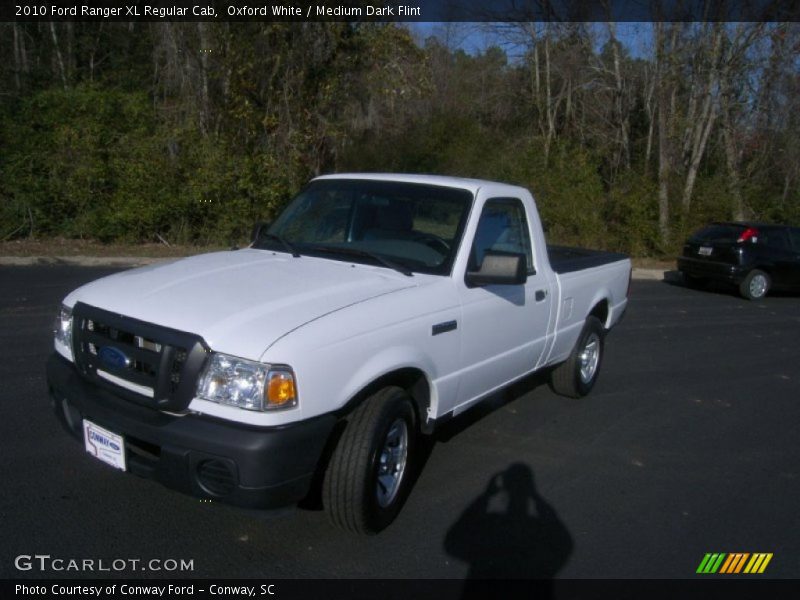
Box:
[737, 227, 759, 243]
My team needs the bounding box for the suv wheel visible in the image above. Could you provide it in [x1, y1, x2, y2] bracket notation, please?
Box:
[739, 269, 770, 300]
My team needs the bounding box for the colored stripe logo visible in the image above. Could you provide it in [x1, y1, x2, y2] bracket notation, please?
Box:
[697, 553, 773, 574]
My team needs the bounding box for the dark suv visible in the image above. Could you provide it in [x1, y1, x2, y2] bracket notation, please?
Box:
[677, 222, 800, 300]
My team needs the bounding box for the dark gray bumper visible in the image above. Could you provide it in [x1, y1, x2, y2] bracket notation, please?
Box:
[47, 353, 336, 509]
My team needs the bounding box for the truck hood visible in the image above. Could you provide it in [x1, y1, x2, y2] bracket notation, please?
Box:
[64, 249, 417, 361]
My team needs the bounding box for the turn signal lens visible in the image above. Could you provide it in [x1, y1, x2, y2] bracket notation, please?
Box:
[266, 371, 297, 408]
[196, 353, 298, 412]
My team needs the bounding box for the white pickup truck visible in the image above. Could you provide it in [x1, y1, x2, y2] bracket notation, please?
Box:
[48, 174, 630, 533]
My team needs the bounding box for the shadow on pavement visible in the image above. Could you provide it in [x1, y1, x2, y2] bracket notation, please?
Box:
[661, 269, 745, 298]
[433, 371, 550, 443]
[443, 462, 573, 591]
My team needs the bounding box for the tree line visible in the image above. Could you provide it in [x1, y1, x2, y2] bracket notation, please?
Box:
[0, 21, 797, 255]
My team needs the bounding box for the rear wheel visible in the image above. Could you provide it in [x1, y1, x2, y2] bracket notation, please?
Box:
[739, 269, 770, 300]
[323, 386, 416, 534]
[549, 316, 605, 398]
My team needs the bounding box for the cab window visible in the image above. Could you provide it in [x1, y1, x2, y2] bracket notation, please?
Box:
[469, 198, 533, 272]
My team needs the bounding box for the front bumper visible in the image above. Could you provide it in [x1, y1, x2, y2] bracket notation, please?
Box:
[676, 256, 747, 284]
[47, 353, 336, 509]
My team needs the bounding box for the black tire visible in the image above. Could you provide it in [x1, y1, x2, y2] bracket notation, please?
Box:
[323, 386, 416, 534]
[739, 269, 770, 301]
[549, 316, 605, 399]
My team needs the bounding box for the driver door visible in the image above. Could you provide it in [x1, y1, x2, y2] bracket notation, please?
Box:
[454, 197, 552, 410]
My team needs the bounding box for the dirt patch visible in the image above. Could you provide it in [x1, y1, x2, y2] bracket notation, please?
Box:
[1, 237, 678, 272]
[631, 257, 674, 271]
[0, 237, 225, 258]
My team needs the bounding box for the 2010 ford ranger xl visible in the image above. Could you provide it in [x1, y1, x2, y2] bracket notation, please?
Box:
[47, 174, 631, 533]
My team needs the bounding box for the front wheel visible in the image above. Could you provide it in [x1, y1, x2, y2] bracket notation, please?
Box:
[323, 386, 416, 534]
[549, 316, 606, 398]
[739, 269, 770, 301]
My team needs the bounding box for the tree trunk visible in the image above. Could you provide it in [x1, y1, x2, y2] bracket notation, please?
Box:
[657, 100, 670, 246]
[656, 22, 671, 246]
[88, 23, 104, 82]
[680, 108, 716, 212]
[781, 174, 791, 207]
[720, 75, 746, 221]
[608, 22, 630, 170]
[49, 23, 68, 90]
[12, 23, 21, 91]
[198, 22, 211, 134]
[19, 25, 29, 75]
[66, 22, 74, 82]
[643, 62, 656, 175]
[680, 26, 722, 213]
[544, 30, 554, 162]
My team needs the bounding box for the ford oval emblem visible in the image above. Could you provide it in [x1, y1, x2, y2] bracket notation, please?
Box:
[99, 346, 130, 370]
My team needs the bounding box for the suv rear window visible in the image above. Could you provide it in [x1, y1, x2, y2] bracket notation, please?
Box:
[690, 224, 745, 243]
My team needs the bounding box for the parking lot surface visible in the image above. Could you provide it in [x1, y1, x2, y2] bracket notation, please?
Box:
[1, 267, 798, 578]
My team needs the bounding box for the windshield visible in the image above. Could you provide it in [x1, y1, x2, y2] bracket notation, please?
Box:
[255, 179, 473, 275]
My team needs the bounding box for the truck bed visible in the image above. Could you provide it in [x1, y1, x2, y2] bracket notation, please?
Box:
[547, 245, 629, 274]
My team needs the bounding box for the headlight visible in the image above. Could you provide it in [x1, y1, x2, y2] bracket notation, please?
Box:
[54, 304, 73, 350]
[196, 353, 298, 412]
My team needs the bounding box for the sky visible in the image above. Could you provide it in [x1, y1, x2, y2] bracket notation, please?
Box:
[408, 22, 656, 60]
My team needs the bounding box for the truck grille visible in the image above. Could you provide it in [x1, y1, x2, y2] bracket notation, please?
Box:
[71, 302, 209, 412]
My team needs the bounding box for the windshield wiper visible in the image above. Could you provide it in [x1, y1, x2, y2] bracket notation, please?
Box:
[259, 233, 301, 258]
[307, 245, 414, 277]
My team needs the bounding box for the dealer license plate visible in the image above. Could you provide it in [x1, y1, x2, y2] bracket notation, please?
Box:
[83, 420, 126, 471]
[698, 246, 713, 256]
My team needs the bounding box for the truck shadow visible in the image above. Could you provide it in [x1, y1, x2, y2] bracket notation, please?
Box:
[443, 462, 573, 589]
[433, 370, 551, 443]
[300, 371, 551, 512]
[404, 371, 551, 512]
[661, 270, 739, 298]
[431, 373, 574, 587]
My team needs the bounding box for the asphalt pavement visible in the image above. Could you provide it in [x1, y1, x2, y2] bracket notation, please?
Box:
[1, 266, 798, 579]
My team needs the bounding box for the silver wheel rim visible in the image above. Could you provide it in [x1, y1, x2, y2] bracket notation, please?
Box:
[376, 418, 408, 508]
[579, 333, 601, 384]
[749, 274, 767, 298]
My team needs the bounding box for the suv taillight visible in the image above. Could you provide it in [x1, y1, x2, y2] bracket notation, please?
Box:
[737, 227, 759, 243]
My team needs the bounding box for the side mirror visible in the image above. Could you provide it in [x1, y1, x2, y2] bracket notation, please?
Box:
[466, 251, 527, 287]
[251, 221, 269, 244]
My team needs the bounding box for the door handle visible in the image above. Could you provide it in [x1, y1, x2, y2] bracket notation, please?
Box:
[535, 289, 547, 302]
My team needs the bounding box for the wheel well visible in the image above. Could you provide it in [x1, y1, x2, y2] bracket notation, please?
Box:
[339, 368, 431, 433]
[299, 368, 431, 510]
[589, 299, 609, 328]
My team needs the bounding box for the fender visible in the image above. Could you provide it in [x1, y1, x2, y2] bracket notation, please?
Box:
[336, 345, 441, 422]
